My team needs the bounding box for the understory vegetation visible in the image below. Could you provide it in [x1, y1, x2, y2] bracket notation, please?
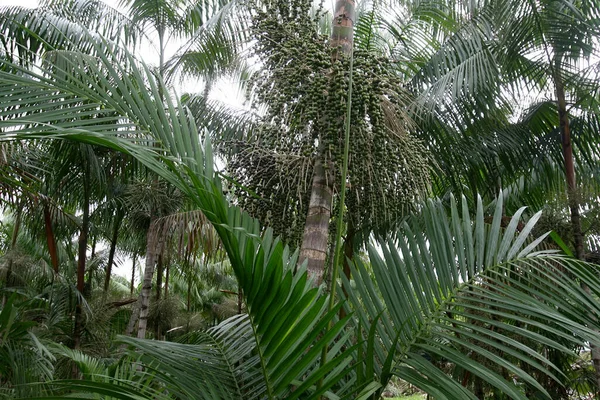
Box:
[1, 0, 600, 399]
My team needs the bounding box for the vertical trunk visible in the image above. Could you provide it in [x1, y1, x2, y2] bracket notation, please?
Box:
[104, 211, 123, 292]
[155, 253, 163, 302]
[124, 256, 139, 337]
[73, 168, 90, 350]
[556, 77, 584, 259]
[130, 254, 136, 296]
[126, 218, 159, 339]
[137, 219, 163, 339]
[298, 0, 355, 286]
[164, 260, 170, 299]
[154, 254, 164, 339]
[43, 202, 59, 274]
[330, 0, 356, 56]
[299, 159, 333, 286]
[555, 72, 600, 389]
[84, 235, 96, 298]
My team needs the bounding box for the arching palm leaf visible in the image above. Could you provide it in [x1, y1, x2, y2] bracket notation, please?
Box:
[344, 193, 600, 399]
[0, 42, 355, 399]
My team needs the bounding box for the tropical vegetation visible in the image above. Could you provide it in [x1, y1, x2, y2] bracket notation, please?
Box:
[0, 0, 600, 399]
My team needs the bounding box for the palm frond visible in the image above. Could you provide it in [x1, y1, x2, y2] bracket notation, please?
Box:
[0, 40, 355, 399]
[344, 193, 600, 399]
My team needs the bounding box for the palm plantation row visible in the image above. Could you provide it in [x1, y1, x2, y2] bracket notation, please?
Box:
[1, 0, 600, 398]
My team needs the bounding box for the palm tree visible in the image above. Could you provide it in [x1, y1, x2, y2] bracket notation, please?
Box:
[494, 0, 600, 256]
[121, 179, 183, 339]
[4, 32, 600, 398]
[390, 0, 600, 388]
[229, 0, 430, 287]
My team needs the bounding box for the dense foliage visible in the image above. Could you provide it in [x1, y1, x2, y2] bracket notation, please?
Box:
[0, 0, 600, 399]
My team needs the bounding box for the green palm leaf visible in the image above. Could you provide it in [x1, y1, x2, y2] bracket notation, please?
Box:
[0, 41, 353, 399]
[345, 193, 600, 399]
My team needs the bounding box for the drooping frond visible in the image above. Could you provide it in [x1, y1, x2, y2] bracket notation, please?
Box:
[0, 42, 355, 399]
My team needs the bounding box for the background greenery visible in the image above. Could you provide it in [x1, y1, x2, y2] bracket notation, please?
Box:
[1, 0, 600, 399]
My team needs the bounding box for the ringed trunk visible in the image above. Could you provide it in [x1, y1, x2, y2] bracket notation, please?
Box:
[136, 220, 159, 339]
[130, 255, 136, 296]
[73, 168, 90, 351]
[43, 202, 59, 274]
[299, 159, 333, 285]
[555, 72, 600, 389]
[104, 211, 123, 292]
[298, 0, 355, 286]
[154, 254, 164, 339]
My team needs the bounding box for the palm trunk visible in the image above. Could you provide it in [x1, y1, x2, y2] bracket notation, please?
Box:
[555, 72, 600, 389]
[137, 219, 164, 339]
[155, 253, 163, 302]
[126, 219, 159, 339]
[43, 202, 59, 274]
[84, 235, 96, 298]
[299, 0, 355, 286]
[130, 254, 136, 296]
[136, 231, 156, 339]
[556, 79, 584, 259]
[104, 211, 123, 292]
[154, 253, 163, 339]
[299, 158, 333, 285]
[73, 168, 90, 350]
[164, 259, 170, 299]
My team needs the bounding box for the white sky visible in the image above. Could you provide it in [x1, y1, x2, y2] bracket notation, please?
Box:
[0, 0, 247, 107]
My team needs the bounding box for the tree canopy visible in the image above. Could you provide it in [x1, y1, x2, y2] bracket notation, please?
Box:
[0, 0, 600, 399]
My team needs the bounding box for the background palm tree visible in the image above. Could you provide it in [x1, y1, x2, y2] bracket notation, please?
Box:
[1, 0, 600, 398]
[2, 29, 600, 398]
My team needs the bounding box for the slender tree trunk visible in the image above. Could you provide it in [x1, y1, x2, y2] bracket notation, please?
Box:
[154, 254, 164, 339]
[43, 202, 59, 274]
[155, 253, 163, 302]
[84, 235, 96, 298]
[299, 159, 333, 285]
[104, 211, 123, 292]
[126, 236, 156, 338]
[298, 0, 355, 286]
[555, 71, 600, 389]
[556, 79, 585, 259]
[73, 168, 90, 350]
[130, 254, 136, 296]
[137, 219, 162, 339]
[164, 260, 170, 299]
